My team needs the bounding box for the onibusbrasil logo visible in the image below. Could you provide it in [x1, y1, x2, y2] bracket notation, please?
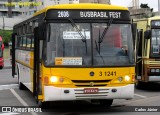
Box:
[5, 2, 42, 7]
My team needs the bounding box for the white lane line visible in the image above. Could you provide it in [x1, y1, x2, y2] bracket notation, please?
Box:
[134, 93, 146, 98]
[0, 84, 18, 90]
[10, 89, 38, 115]
[0, 113, 19, 115]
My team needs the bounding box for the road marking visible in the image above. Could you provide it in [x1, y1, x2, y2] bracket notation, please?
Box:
[134, 93, 146, 98]
[10, 89, 38, 115]
[0, 113, 19, 115]
[0, 84, 18, 90]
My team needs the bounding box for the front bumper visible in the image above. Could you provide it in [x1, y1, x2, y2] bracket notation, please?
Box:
[44, 84, 134, 101]
[149, 76, 160, 81]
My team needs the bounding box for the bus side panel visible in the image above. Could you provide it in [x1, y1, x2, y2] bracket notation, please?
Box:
[16, 50, 33, 92]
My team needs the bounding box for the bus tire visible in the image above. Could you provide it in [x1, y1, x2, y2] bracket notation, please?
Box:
[38, 101, 48, 108]
[135, 80, 143, 89]
[99, 99, 113, 107]
[19, 82, 26, 90]
[0, 66, 3, 69]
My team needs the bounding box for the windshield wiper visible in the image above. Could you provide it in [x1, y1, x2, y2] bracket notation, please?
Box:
[95, 29, 105, 64]
[69, 18, 86, 42]
[98, 18, 113, 43]
[68, 18, 87, 54]
[47, 24, 51, 42]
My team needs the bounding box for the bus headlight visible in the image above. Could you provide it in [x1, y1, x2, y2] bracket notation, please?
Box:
[150, 69, 160, 73]
[49, 76, 72, 84]
[151, 69, 155, 73]
[124, 75, 130, 82]
[50, 76, 58, 83]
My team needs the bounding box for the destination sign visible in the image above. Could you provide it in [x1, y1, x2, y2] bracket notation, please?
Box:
[46, 10, 130, 20]
[151, 20, 160, 27]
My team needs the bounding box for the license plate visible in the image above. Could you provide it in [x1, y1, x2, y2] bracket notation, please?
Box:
[84, 88, 99, 94]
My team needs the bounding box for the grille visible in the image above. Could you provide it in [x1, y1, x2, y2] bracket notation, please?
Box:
[74, 88, 110, 99]
[72, 80, 111, 87]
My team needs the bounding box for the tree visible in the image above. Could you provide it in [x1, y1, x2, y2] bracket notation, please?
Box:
[0, 30, 12, 46]
[140, 3, 150, 8]
[140, 3, 154, 12]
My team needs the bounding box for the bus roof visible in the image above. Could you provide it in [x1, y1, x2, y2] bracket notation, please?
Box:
[148, 16, 160, 25]
[33, 3, 128, 17]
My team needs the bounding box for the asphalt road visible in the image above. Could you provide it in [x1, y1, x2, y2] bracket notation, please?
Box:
[0, 60, 160, 115]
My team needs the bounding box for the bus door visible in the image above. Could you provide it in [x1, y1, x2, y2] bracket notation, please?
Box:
[136, 29, 143, 80]
[33, 27, 40, 97]
[33, 26, 44, 99]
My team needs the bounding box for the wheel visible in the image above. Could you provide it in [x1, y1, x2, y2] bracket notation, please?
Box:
[0, 66, 3, 69]
[99, 99, 113, 107]
[19, 82, 26, 90]
[38, 100, 48, 109]
[135, 80, 144, 89]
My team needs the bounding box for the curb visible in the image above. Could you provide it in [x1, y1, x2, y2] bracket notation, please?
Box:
[3, 66, 12, 69]
[4, 59, 10, 61]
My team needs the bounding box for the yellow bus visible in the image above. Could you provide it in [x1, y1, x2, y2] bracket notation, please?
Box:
[12, 3, 135, 107]
[134, 16, 160, 88]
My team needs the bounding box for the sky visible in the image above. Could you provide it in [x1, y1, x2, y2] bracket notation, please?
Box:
[111, 0, 159, 12]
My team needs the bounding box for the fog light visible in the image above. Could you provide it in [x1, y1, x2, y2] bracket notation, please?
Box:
[118, 77, 123, 82]
[112, 89, 117, 92]
[59, 78, 64, 83]
[50, 76, 58, 83]
[64, 90, 69, 93]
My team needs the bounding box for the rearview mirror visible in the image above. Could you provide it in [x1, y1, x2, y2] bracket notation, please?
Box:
[39, 22, 46, 40]
[144, 30, 151, 39]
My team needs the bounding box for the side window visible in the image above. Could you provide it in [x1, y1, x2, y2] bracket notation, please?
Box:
[26, 35, 32, 48]
[31, 36, 34, 49]
[20, 37, 23, 47]
[26, 22, 30, 34]
[22, 36, 27, 48]
[16, 36, 20, 48]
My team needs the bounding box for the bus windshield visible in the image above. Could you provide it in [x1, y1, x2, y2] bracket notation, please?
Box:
[0, 42, 2, 57]
[45, 23, 134, 66]
[151, 29, 160, 57]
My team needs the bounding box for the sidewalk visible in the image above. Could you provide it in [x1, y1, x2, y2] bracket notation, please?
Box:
[4, 59, 12, 69]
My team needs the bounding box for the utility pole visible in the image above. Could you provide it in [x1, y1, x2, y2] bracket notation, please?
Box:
[2, 17, 5, 38]
[158, 0, 160, 14]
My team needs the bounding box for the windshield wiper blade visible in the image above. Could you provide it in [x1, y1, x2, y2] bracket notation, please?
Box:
[69, 18, 86, 42]
[95, 29, 105, 64]
[47, 24, 51, 42]
[99, 18, 113, 43]
[69, 18, 88, 54]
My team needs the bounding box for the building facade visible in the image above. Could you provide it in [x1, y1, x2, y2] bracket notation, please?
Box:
[80, 0, 110, 4]
[20, 0, 110, 17]
[0, 0, 110, 30]
[0, 0, 21, 17]
[0, 0, 22, 30]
